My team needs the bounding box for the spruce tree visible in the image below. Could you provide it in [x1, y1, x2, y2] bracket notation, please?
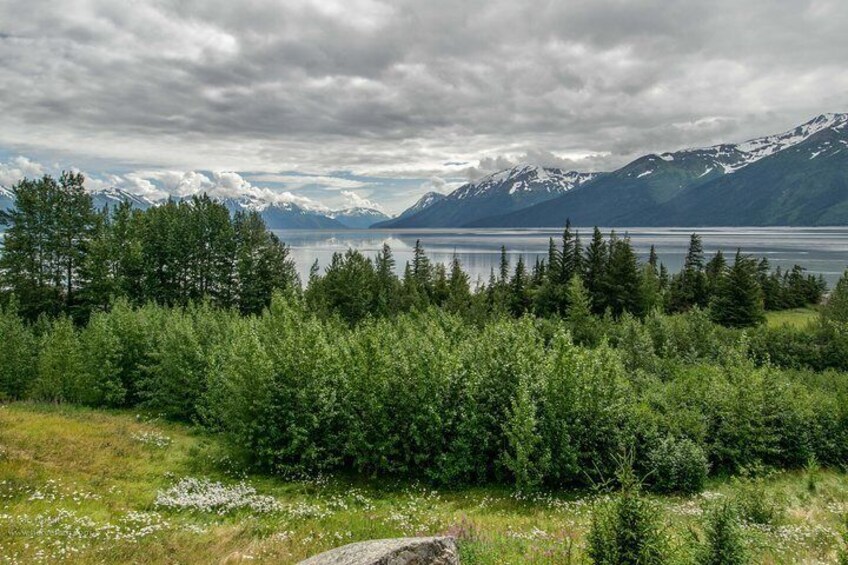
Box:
[445, 255, 471, 315]
[411, 239, 432, 297]
[498, 245, 510, 284]
[565, 275, 596, 345]
[668, 233, 709, 312]
[605, 235, 642, 317]
[547, 237, 560, 277]
[510, 256, 531, 315]
[374, 243, 400, 316]
[710, 250, 765, 327]
[705, 250, 727, 295]
[648, 245, 658, 271]
[823, 269, 848, 323]
[559, 219, 575, 284]
[584, 227, 608, 314]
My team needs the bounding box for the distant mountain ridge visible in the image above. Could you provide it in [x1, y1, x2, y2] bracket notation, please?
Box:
[389, 112, 848, 228]
[0, 185, 388, 230]
[373, 165, 598, 228]
[328, 207, 391, 229]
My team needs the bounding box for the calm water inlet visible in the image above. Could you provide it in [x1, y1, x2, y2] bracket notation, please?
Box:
[274, 227, 848, 288]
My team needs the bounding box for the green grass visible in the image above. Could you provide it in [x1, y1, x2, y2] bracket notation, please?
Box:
[766, 307, 820, 329]
[2, 403, 848, 564]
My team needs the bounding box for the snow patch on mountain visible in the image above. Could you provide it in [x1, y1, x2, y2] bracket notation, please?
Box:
[677, 113, 848, 175]
[452, 165, 598, 201]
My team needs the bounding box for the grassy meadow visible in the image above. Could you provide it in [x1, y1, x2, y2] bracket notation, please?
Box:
[2, 403, 848, 564]
[766, 307, 820, 329]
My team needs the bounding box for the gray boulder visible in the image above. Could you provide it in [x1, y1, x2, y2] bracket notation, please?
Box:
[298, 536, 459, 565]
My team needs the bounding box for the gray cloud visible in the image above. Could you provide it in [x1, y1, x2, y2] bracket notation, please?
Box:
[0, 0, 847, 212]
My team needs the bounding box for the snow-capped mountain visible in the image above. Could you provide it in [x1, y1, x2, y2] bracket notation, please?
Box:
[378, 165, 598, 228]
[328, 207, 390, 229]
[452, 165, 598, 200]
[475, 112, 848, 227]
[258, 201, 346, 229]
[0, 185, 14, 211]
[653, 112, 848, 178]
[401, 191, 446, 218]
[90, 187, 156, 210]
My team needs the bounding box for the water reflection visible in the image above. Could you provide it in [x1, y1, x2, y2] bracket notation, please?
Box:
[274, 227, 848, 287]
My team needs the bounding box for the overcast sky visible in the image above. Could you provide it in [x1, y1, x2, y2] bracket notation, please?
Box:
[1, 0, 846, 213]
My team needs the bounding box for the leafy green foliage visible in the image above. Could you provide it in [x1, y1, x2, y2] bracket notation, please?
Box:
[696, 502, 748, 565]
[587, 469, 668, 565]
[646, 437, 709, 494]
[0, 300, 36, 400]
[31, 316, 86, 403]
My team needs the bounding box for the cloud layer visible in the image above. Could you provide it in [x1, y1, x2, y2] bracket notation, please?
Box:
[1, 0, 846, 211]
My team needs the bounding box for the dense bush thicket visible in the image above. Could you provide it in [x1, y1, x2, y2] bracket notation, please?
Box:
[1, 174, 847, 492]
[2, 290, 847, 490]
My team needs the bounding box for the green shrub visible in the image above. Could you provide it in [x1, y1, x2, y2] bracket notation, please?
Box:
[140, 310, 207, 420]
[587, 471, 668, 565]
[78, 312, 124, 406]
[0, 301, 36, 400]
[647, 436, 709, 494]
[734, 477, 782, 525]
[697, 502, 747, 565]
[30, 316, 86, 403]
[502, 377, 549, 490]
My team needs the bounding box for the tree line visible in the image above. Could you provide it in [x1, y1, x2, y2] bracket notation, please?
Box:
[0, 173, 298, 322]
[0, 174, 825, 327]
[306, 222, 825, 328]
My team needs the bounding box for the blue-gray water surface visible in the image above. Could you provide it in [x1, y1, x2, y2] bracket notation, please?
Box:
[274, 227, 848, 288]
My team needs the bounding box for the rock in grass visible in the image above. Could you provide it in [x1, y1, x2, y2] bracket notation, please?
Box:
[298, 536, 459, 565]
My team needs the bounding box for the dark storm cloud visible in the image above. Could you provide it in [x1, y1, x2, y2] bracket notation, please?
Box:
[0, 0, 846, 211]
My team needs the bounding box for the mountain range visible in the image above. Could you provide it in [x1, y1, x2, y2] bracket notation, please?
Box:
[2, 113, 846, 228]
[385, 113, 848, 228]
[0, 186, 391, 230]
[373, 166, 598, 228]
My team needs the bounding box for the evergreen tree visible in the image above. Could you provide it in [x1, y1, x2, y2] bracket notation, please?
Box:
[605, 235, 642, 317]
[233, 211, 298, 315]
[0, 173, 96, 320]
[445, 255, 472, 315]
[110, 201, 146, 303]
[565, 275, 596, 345]
[668, 233, 709, 312]
[705, 250, 728, 295]
[412, 239, 432, 293]
[498, 245, 510, 284]
[546, 237, 560, 278]
[710, 250, 765, 327]
[559, 219, 576, 284]
[510, 256, 531, 315]
[373, 243, 400, 316]
[639, 262, 663, 314]
[823, 269, 848, 324]
[79, 210, 119, 314]
[317, 250, 376, 324]
[432, 263, 450, 306]
[55, 172, 97, 318]
[584, 227, 608, 314]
